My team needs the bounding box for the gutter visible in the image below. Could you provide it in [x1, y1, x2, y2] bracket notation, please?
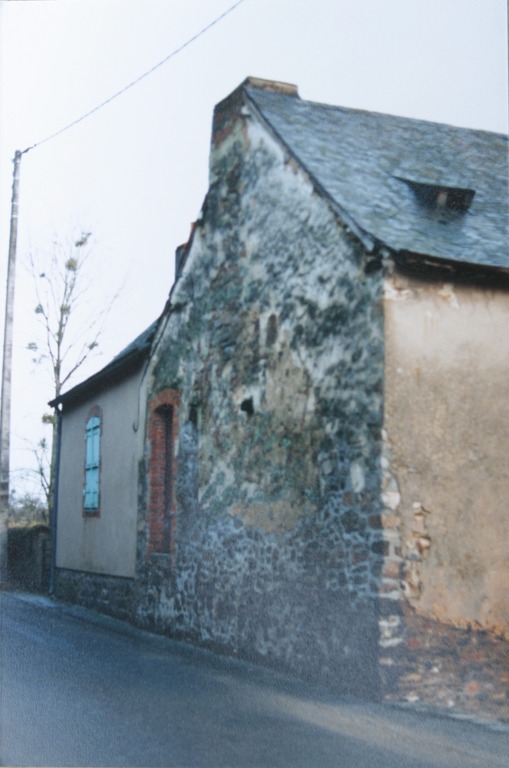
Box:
[49, 321, 158, 411]
[49, 348, 147, 411]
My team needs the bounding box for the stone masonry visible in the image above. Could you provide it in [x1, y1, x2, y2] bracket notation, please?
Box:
[134, 87, 389, 696]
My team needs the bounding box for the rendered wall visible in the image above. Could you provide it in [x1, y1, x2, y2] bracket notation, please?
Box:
[56, 370, 146, 578]
[384, 270, 509, 635]
[136, 100, 387, 693]
[383, 268, 509, 717]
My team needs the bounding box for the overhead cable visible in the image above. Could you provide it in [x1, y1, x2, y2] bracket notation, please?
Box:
[21, 0, 247, 155]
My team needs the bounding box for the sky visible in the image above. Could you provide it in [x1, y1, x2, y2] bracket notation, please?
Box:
[0, 0, 507, 497]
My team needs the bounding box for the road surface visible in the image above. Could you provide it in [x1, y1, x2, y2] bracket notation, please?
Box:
[1, 590, 507, 767]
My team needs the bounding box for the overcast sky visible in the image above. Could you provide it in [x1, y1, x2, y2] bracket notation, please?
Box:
[0, 0, 507, 496]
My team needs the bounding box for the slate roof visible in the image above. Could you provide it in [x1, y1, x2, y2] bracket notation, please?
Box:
[244, 81, 509, 269]
[52, 82, 508, 407]
[49, 320, 158, 409]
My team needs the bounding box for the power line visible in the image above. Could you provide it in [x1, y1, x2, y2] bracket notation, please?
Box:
[21, 0, 247, 155]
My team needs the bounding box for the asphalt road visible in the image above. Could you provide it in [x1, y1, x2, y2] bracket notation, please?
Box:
[1, 591, 508, 768]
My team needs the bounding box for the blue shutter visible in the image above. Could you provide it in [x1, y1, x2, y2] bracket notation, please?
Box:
[84, 415, 100, 510]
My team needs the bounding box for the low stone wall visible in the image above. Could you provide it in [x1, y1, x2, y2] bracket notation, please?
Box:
[8, 524, 50, 593]
[134, 516, 383, 699]
[56, 568, 134, 623]
[385, 609, 509, 722]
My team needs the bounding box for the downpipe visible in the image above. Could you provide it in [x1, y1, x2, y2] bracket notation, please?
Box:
[49, 406, 62, 596]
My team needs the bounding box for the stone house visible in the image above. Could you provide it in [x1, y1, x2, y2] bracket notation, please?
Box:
[53, 78, 509, 715]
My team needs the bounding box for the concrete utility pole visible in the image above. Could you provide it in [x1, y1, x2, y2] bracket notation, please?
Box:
[0, 150, 22, 583]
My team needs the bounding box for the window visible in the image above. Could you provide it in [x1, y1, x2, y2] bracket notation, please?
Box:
[396, 176, 475, 213]
[147, 389, 181, 556]
[84, 408, 101, 515]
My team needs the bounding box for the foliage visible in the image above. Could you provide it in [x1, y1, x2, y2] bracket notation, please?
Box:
[8, 490, 48, 526]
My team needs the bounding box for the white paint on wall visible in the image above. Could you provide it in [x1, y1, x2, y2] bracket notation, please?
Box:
[56, 369, 147, 578]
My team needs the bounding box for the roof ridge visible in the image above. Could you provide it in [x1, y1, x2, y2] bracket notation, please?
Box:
[244, 82, 509, 138]
[242, 80, 508, 268]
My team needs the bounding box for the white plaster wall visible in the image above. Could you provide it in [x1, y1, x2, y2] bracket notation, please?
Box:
[56, 370, 146, 578]
[384, 271, 509, 637]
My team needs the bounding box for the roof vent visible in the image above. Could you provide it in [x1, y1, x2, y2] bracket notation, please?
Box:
[397, 177, 475, 213]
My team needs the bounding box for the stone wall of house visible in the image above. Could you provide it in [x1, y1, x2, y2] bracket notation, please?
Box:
[56, 568, 134, 623]
[135, 95, 388, 695]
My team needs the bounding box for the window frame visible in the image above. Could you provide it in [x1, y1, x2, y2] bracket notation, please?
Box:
[83, 405, 102, 517]
[146, 389, 181, 557]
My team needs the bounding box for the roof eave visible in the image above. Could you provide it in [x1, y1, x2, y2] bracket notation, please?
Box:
[391, 249, 509, 285]
[49, 347, 149, 410]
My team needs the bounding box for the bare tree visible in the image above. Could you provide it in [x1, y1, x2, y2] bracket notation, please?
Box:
[26, 231, 115, 519]
[11, 430, 59, 524]
[24, 435, 51, 522]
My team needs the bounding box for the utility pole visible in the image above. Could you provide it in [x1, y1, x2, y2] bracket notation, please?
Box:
[0, 150, 22, 583]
